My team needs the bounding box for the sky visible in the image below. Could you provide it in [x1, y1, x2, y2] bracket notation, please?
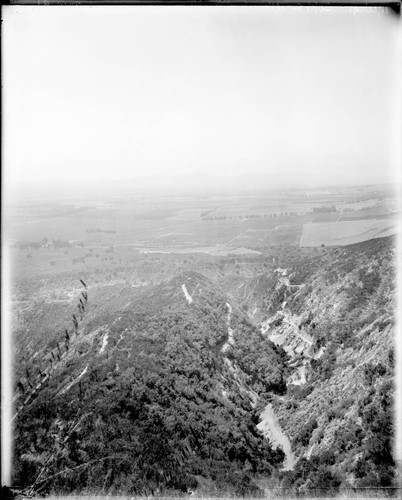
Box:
[2, 5, 401, 195]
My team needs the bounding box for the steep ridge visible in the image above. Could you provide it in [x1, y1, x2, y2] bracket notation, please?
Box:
[12, 271, 288, 497]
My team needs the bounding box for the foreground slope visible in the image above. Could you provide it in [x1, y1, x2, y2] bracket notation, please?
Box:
[12, 273, 287, 496]
[11, 235, 399, 496]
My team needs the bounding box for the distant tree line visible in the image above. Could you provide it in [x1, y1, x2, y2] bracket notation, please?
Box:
[200, 204, 383, 222]
[16, 237, 84, 250]
[201, 211, 304, 221]
[86, 228, 117, 234]
[312, 205, 337, 213]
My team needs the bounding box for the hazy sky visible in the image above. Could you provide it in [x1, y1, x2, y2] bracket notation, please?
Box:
[2, 6, 401, 192]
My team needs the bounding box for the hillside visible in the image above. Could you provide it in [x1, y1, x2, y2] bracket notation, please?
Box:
[10, 235, 400, 496]
[223, 236, 399, 493]
[12, 272, 288, 496]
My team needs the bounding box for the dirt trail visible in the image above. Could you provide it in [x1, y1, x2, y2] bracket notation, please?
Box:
[257, 403, 296, 471]
[181, 283, 193, 304]
[222, 303, 234, 353]
[99, 332, 109, 354]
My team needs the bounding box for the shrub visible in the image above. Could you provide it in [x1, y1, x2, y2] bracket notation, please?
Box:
[293, 418, 318, 447]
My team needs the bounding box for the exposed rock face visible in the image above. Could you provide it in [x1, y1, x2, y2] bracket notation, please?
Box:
[225, 236, 398, 490]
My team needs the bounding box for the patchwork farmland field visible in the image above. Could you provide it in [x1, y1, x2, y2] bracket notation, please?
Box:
[300, 218, 400, 247]
[5, 183, 400, 276]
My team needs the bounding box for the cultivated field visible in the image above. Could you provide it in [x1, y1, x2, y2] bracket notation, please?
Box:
[5, 183, 400, 281]
[300, 219, 400, 247]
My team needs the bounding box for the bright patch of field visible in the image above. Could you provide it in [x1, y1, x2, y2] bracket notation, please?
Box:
[339, 212, 396, 222]
[260, 224, 302, 246]
[311, 213, 339, 223]
[383, 198, 401, 213]
[300, 219, 400, 247]
[137, 245, 262, 256]
[336, 198, 380, 211]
